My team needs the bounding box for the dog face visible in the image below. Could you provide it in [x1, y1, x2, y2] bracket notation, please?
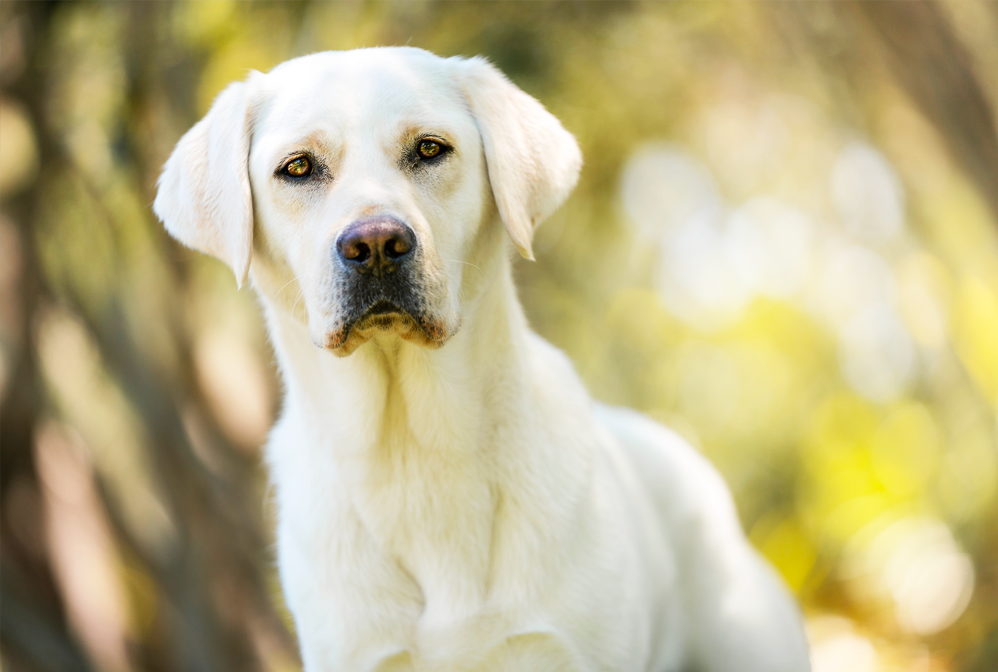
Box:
[155, 48, 581, 356]
[248, 49, 487, 355]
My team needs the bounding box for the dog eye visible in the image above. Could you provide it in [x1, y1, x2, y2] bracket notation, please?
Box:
[417, 140, 444, 159]
[283, 156, 313, 178]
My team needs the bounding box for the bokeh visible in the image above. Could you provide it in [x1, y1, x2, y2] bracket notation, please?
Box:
[2, 2, 997, 671]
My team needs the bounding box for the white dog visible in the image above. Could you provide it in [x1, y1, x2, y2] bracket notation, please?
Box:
[155, 47, 810, 672]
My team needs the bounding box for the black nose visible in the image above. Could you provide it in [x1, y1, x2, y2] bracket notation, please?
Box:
[335, 217, 416, 276]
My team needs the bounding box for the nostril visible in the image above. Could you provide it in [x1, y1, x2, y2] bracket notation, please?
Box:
[384, 237, 411, 260]
[352, 242, 371, 263]
[338, 238, 371, 263]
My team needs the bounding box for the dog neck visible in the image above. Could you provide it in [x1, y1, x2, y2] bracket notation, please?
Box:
[263, 254, 529, 452]
[260, 252, 550, 633]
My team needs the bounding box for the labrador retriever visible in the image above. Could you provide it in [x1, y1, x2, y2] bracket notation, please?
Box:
[154, 47, 810, 672]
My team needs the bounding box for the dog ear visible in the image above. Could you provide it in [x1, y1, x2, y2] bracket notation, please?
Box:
[454, 57, 582, 261]
[154, 77, 258, 288]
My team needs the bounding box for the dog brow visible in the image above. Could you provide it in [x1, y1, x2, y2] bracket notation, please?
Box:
[277, 129, 337, 158]
[395, 121, 455, 147]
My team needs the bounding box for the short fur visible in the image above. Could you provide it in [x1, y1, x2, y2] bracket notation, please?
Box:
[155, 48, 810, 672]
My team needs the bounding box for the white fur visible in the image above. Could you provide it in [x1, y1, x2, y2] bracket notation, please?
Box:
[155, 48, 810, 671]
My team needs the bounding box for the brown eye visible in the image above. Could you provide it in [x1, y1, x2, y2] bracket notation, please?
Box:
[418, 140, 442, 159]
[284, 156, 312, 177]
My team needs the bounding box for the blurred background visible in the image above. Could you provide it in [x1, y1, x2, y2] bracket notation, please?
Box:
[1, 1, 997, 671]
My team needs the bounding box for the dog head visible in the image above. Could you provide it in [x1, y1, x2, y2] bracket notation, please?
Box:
[154, 48, 581, 355]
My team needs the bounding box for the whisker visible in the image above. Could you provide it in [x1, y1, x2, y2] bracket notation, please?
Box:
[291, 288, 306, 315]
[442, 258, 483, 274]
[275, 275, 300, 298]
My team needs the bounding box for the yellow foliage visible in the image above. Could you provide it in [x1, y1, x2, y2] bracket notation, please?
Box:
[954, 275, 998, 401]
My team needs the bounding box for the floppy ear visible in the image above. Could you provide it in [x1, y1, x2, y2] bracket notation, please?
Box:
[154, 78, 257, 287]
[454, 57, 582, 260]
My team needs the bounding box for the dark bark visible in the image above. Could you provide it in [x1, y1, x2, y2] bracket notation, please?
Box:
[857, 0, 998, 226]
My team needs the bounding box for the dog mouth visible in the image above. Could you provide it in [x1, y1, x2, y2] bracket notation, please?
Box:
[324, 300, 449, 356]
[364, 300, 401, 316]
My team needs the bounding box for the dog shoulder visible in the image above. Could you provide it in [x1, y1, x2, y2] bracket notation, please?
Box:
[592, 404, 743, 544]
[594, 405, 811, 671]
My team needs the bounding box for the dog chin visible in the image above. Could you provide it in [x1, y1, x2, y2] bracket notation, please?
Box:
[320, 307, 452, 357]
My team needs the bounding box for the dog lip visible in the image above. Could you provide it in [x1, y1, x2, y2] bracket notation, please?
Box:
[351, 301, 414, 332]
[328, 301, 417, 347]
[324, 304, 451, 356]
[363, 300, 403, 316]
